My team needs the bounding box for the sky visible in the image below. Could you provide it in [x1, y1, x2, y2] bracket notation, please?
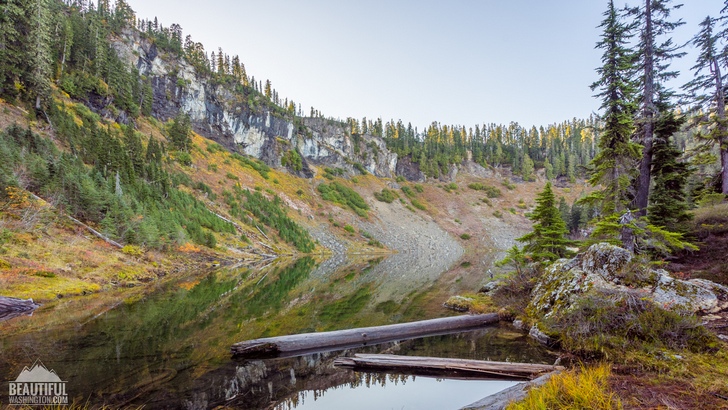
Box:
[124, 0, 721, 131]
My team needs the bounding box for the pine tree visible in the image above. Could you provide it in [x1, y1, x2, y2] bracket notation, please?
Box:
[682, 15, 728, 194]
[630, 0, 685, 215]
[517, 182, 574, 263]
[168, 113, 191, 152]
[27, 0, 52, 109]
[0, 0, 25, 98]
[586, 0, 641, 216]
[521, 152, 534, 181]
[648, 111, 691, 231]
[264, 79, 272, 99]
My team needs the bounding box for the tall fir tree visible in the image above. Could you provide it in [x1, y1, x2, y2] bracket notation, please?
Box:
[586, 0, 641, 217]
[517, 183, 574, 263]
[683, 14, 728, 194]
[648, 110, 691, 231]
[27, 0, 52, 109]
[0, 0, 25, 99]
[630, 0, 685, 215]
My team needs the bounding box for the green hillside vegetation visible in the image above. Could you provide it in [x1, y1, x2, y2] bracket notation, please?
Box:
[318, 182, 369, 217]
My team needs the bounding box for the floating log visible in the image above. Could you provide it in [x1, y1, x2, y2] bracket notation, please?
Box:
[231, 313, 500, 358]
[334, 354, 563, 381]
[0, 296, 40, 322]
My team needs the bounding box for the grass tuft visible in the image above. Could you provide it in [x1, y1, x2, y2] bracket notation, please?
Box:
[507, 364, 622, 410]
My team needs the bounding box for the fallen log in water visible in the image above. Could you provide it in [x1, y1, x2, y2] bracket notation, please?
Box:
[334, 354, 563, 380]
[0, 296, 40, 322]
[231, 313, 500, 358]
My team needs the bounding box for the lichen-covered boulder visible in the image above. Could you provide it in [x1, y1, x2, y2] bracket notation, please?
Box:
[579, 242, 632, 280]
[528, 243, 728, 319]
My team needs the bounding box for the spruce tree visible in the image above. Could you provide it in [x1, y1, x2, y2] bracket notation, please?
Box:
[586, 0, 641, 216]
[168, 113, 191, 152]
[27, 0, 52, 109]
[682, 15, 728, 194]
[517, 183, 574, 263]
[630, 0, 685, 215]
[0, 0, 25, 99]
[648, 111, 691, 231]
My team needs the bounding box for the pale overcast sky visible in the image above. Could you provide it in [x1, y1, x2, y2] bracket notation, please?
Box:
[125, 0, 720, 130]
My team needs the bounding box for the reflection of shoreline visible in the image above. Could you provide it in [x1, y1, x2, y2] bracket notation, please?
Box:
[200, 327, 553, 410]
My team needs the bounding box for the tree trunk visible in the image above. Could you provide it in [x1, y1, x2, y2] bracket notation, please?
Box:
[231, 314, 501, 358]
[635, 0, 655, 216]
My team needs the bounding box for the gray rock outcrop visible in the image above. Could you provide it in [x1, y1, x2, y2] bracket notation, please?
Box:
[529, 243, 728, 319]
[110, 30, 403, 179]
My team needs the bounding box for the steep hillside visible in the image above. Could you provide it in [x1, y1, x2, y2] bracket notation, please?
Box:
[0, 0, 595, 317]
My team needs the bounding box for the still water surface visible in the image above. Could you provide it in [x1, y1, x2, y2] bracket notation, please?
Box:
[0, 255, 553, 409]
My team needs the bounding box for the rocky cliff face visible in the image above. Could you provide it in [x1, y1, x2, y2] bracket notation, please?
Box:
[111, 29, 403, 179]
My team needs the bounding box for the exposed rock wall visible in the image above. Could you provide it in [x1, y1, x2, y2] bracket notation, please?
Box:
[111, 31, 402, 179]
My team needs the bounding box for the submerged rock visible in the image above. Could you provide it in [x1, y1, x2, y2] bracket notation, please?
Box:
[529, 243, 728, 319]
[529, 325, 557, 346]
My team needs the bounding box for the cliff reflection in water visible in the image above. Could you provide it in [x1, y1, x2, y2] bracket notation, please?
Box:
[0, 253, 553, 409]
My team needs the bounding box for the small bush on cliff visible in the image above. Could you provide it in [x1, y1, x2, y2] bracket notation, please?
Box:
[318, 182, 368, 217]
[374, 188, 397, 203]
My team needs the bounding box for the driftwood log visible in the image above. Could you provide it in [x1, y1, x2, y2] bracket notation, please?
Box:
[334, 354, 563, 380]
[231, 313, 500, 358]
[0, 296, 40, 322]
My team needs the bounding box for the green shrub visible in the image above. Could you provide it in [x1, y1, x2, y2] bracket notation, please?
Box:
[241, 190, 315, 252]
[344, 224, 355, 233]
[547, 292, 719, 358]
[318, 182, 369, 217]
[698, 193, 726, 207]
[410, 199, 426, 210]
[281, 149, 303, 171]
[443, 183, 458, 193]
[460, 233, 471, 240]
[374, 188, 397, 203]
[502, 179, 516, 190]
[401, 186, 416, 198]
[122, 245, 144, 257]
[354, 163, 368, 175]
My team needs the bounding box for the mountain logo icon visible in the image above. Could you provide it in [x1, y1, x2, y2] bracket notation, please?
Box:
[8, 359, 68, 405]
[13, 360, 64, 383]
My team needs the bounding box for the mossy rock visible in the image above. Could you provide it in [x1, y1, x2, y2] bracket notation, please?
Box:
[444, 296, 473, 312]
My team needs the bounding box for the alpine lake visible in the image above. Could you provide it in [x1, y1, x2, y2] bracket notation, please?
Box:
[0, 253, 555, 409]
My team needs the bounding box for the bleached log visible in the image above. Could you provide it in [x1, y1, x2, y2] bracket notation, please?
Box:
[231, 314, 500, 358]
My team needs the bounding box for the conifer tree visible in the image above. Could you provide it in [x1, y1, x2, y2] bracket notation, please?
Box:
[587, 0, 641, 216]
[0, 0, 24, 98]
[264, 79, 272, 99]
[630, 0, 685, 215]
[168, 113, 191, 152]
[682, 15, 728, 194]
[521, 152, 534, 181]
[27, 0, 52, 109]
[648, 111, 691, 231]
[517, 183, 574, 263]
